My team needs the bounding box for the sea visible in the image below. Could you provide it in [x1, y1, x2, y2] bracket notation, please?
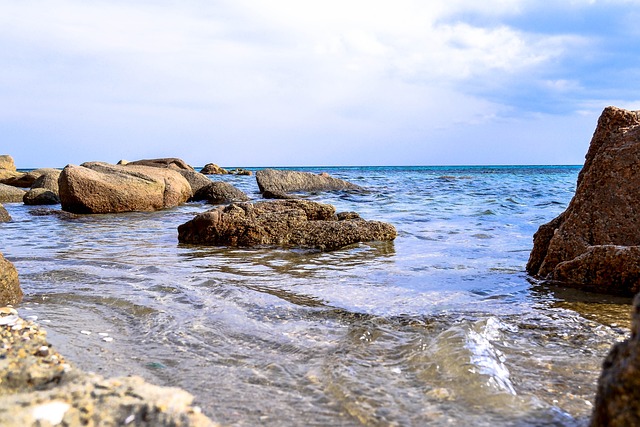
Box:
[0, 165, 633, 426]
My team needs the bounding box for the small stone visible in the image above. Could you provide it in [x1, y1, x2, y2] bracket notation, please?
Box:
[80, 330, 91, 335]
[102, 337, 113, 342]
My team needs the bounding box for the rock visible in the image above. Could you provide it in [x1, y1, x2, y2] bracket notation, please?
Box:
[0, 204, 9, 222]
[255, 169, 365, 197]
[30, 169, 61, 193]
[527, 106, 640, 295]
[23, 188, 60, 205]
[0, 184, 26, 203]
[0, 253, 22, 306]
[58, 162, 191, 214]
[0, 311, 217, 427]
[228, 168, 252, 176]
[0, 155, 16, 171]
[591, 293, 640, 426]
[177, 170, 213, 196]
[128, 158, 195, 171]
[191, 182, 250, 204]
[177, 199, 397, 251]
[0, 169, 25, 184]
[261, 189, 298, 200]
[0, 168, 61, 189]
[200, 163, 228, 175]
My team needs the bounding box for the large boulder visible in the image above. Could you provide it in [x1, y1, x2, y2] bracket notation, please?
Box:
[256, 169, 364, 196]
[191, 182, 250, 205]
[0, 204, 10, 222]
[200, 163, 228, 175]
[127, 158, 195, 171]
[591, 293, 640, 426]
[0, 310, 216, 427]
[59, 162, 191, 214]
[0, 184, 26, 203]
[0, 253, 22, 306]
[0, 155, 16, 171]
[527, 106, 640, 295]
[177, 199, 397, 251]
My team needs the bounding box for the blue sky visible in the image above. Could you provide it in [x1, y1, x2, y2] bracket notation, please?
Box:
[1, 0, 640, 168]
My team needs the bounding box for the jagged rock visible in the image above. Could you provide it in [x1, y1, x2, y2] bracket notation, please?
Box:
[0, 311, 217, 427]
[200, 163, 228, 175]
[0, 184, 26, 203]
[256, 169, 364, 197]
[0, 253, 22, 306]
[128, 158, 195, 171]
[59, 162, 191, 214]
[527, 106, 640, 295]
[191, 182, 250, 204]
[23, 188, 60, 205]
[591, 293, 640, 426]
[0, 204, 9, 222]
[177, 199, 397, 251]
[0, 155, 16, 171]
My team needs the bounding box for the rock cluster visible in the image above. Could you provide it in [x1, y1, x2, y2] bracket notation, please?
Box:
[0, 309, 216, 427]
[256, 169, 364, 198]
[200, 163, 228, 175]
[527, 106, 640, 295]
[178, 199, 397, 251]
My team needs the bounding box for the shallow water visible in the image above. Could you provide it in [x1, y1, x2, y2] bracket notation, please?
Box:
[0, 166, 633, 426]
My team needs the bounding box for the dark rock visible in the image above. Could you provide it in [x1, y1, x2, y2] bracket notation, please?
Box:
[255, 169, 365, 196]
[261, 190, 298, 200]
[23, 188, 60, 205]
[177, 170, 213, 196]
[527, 106, 640, 295]
[1, 168, 60, 188]
[28, 208, 79, 219]
[228, 168, 252, 176]
[200, 163, 228, 175]
[0, 253, 22, 306]
[191, 182, 250, 204]
[591, 293, 640, 426]
[127, 158, 195, 171]
[59, 162, 191, 214]
[177, 199, 397, 251]
[0, 184, 26, 203]
[0, 204, 9, 222]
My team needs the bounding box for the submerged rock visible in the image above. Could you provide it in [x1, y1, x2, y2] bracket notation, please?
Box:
[0, 184, 26, 203]
[0, 310, 216, 427]
[591, 293, 640, 426]
[0, 204, 9, 222]
[191, 182, 250, 205]
[0, 253, 22, 306]
[255, 169, 365, 196]
[527, 106, 640, 295]
[177, 199, 396, 251]
[59, 162, 191, 214]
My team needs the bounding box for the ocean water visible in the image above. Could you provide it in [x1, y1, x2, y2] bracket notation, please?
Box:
[0, 165, 632, 426]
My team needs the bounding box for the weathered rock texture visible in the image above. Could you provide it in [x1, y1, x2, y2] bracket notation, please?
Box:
[256, 169, 365, 196]
[191, 182, 250, 205]
[31, 169, 61, 193]
[0, 155, 16, 171]
[0, 254, 22, 306]
[591, 293, 640, 426]
[527, 106, 640, 295]
[178, 199, 397, 251]
[23, 188, 60, 206]
[0, 184, 26, 203]
[59, 162, 191, 214]
[200, 163, 228, 175]
[0, 310, 217, 427]
[0, 204, 9, 222]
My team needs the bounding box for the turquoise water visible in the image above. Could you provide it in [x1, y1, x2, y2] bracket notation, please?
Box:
[0, 165, 632, 426]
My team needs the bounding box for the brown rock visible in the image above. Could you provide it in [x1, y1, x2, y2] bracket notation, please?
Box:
[177, 170, 213, 196]
[0, 169, 25, 184]
[191, 182, 250, 204]
[591, 293, 640, 426]
[128, 158, 195, 171]
[0, 253, 22, 306]
[200, 163, 228, 175]
[527, 106, 640, 295]
[23, 188, 60, 206]
[256, 169, 364, 196]
[0, 204, 9, 222]
[0, 155, 16, 171]
[0, 184, 26, 203]
[0, 168, 58, 188]
[228, 168, 252, 176]
[59, 162, 191, 214]
[30, 169, 61, 193]
[177, 199, 397, 251]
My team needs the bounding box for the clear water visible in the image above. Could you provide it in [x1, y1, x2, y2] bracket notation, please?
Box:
[0, 166, 632, 426]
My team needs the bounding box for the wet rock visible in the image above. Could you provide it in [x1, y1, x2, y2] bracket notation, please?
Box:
[23, 188, 60, 206]
[200, 163, 228, 175]
[0, 204, 9, 222]
[0, 311, 217, 427]
[59, 162, 191, 214]
[527, 106, 640, 295]
[591, 293, 640, 426]
[191, 182, 250, 204]
[177, 199, 397, 251]
[256, 168, 364, 197]
[0, 155, 16, 171]
[261, 189, 298, 200]
[0, 253, 22, 306]
[128, 157, 195, 171]
[0, 184, 26, 203]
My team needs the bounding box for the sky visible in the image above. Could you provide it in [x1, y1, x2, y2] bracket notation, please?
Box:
[2, 0, 640, 168]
